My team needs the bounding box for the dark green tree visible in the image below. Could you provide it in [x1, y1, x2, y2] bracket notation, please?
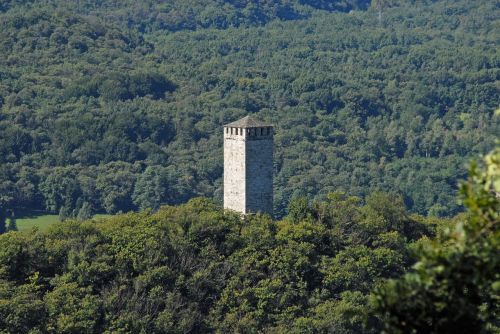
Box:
[6, 211, 17, 231]
[371, 146, 500, 333]
[0, 207, 6, 234]
[76, 202, 93, 221]
[58, 206, 71, 222]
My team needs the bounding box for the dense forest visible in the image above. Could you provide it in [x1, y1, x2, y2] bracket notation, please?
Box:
[0, 0, 499, 220]
[0, 1, 498, 331]
[0, 145, 498, 333]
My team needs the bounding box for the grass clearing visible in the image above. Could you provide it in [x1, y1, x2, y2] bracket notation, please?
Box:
[16, 214, 59, 232]
[15, 213, 113, 232]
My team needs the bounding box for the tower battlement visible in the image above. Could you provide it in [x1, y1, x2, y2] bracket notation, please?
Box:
[224, 125, 273, 140]
[223, 116, 274, 216]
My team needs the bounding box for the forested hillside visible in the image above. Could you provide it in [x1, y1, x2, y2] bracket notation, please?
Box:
[0, 146, 498, 333]
[0, 0, 499, 219]
[1, 0, 372, 31]
[0, 193, 429, 332]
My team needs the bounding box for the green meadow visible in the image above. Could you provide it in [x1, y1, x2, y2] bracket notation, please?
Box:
[16, 214, 59, 232]
[16, 213, 111, 232]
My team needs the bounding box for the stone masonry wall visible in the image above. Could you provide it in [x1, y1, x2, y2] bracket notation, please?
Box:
[223, 128, 246, 213]
[223, 126, 273, 216]
[245, 135, 273, 215]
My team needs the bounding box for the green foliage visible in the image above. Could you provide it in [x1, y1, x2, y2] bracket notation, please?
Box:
[0, 193, 435, 333]
[1, 1, 497, 329]
[0, 0, 498, 221]
[5, 213, 17, 232]
[371, 146, 500, 333]
[76, 202, 93, 221]
[132, 165, 194, 211]
[0, 275, 47, 334]
[0, 146, 497, 333]
[0, 209, 5, 235]
[3, 0, 370, 31]
[65, 71, 175, 101]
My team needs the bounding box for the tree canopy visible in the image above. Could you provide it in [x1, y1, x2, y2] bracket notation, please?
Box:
[0, 0, 498, 220]
[0, 144, 498, 332]
[0, 192, 432, 332]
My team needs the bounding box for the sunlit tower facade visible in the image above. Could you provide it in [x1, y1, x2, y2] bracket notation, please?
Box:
[223, 116, 274, 216]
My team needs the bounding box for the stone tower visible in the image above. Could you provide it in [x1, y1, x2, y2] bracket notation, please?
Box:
[224, 115, 274, 216]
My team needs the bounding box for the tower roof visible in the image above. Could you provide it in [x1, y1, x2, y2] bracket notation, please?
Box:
[224, 115, 273, 128]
